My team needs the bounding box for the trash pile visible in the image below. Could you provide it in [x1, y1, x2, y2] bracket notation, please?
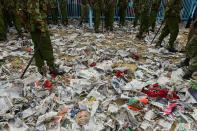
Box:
[0, 22, 197, 131]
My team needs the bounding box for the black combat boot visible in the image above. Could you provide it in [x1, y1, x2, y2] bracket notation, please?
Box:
[183, 69, 193, 79]
[49, 67, 65, 76]
[177, 58, 190, 68]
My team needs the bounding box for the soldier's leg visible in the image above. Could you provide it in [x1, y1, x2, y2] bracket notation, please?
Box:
[104, 9, 108, 30]
[79, 4, 88, 25]
[186, 36, 197, 59]
[39, 32, 55, 69]
[119, 5, 124, 26]
[47, 9, 52, 24]
[149, 10, 157, 31]
[122, 6, 127, 26]
[137, 11, 149, 38]
[51, 8, 58, 24]
[0, 8, 6, 41]
[0, 20, 6, 41]
[2, 9, 7, 32]
[189, 56, 197, 73]
[14, 12, 22, 35]
[183, 36, 197, 79]
[168, 20, 179, 50]
[7, 10, 13, 28]
[120, 2, 128, 26]
[183, 56, 197, 79]
[156, 24, 170, 46]
[108, 6, 115, 31]
[133, 8, 139, 27]
[93, 7, 101, 33]
[51, 8, 55, 23]
[144, 14, 149, 33]
[31, 32, 45, 73]
[61, 1, 68, 26]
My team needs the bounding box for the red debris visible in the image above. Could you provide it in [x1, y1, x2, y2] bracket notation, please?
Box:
[50, 73, 57, 79]
[90, 62, 96, 67]
[44, 80, 53, 90]
[142, 84, 179, 100]
[164, 103, 177, 115]
[115, 70, 124, 77]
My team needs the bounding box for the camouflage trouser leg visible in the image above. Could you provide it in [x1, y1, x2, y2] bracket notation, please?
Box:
[46, 9, 52, 24]
[80, 4, 88, 24]
[8, 10, 22, 35]
[149, 10, 157, 30]
[186, 36, 197, 73]
[93, 7, 101, 32]
[61, 2, 68, 25]
[189, 56, 197, 73]
[104, 10, 108, 29]
[31, 31, 55, 72]
[168, 19, 179, 49]
[51, 8, 58, 24]
[157, 24, 170, 45]
[105, 5, 115, 30]
[0, 8, 6, 40]
[119, 1, 128, 26]
[108, 6, 115, 30]
[138, 11, 149, 37]
[133, 8, 139, 27]
[14, 12, 22, 35]
[6, 10, 13, 28]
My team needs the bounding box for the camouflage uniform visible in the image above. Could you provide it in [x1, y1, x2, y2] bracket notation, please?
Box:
[182, 18, 197, 78]
[16, 0, 29, 31]
[118, 0, 128, 26]
[2, 0, 13, 28]
[79, 0, 89, 25]
[149, 0, 161, 31]
[27, 0, 55, 74]
[89, 0, 103, 33]
[0, 0, 6, 41]
[48, 0, 58, 24]
[133, 0, 140, 27]
[59, 0, 68, 25]
[156, 0, 182, 52]
[4, 0, 22, 35]
[136, 0, 150, 39]
[104, 0, 116, 31]
[15, 0, 29, 31]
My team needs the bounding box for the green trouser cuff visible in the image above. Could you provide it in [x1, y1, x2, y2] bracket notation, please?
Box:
[31, 31, 55, 71]
[120, 11, 126, 25]
[61, 3, 68, 22]
[189, 56, 197, 73]
[104, 6, 115, 29]
[158, 24, 170, 45]
[81, 5, 88, 21]
[149, 11, 157, 30]
[14, 14, 22, 34]
[93, 8, 101, 31]
[1, 15, 7, 38]
[51, 8, 58, 22]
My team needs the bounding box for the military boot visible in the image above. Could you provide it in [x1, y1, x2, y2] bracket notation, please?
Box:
[183, 69, 193, 79]
[167, 47, 178, 53]
[155, 39, 163, 48]
[78, 21, 83, 27]
[177, 58, 190, 68]
[49, 67, 65, 76]
[136, 31, 144, 39]
[62, 21, 68, 27]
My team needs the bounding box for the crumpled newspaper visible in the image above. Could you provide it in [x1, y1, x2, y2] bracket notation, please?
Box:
[0, 21, 196, 131]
